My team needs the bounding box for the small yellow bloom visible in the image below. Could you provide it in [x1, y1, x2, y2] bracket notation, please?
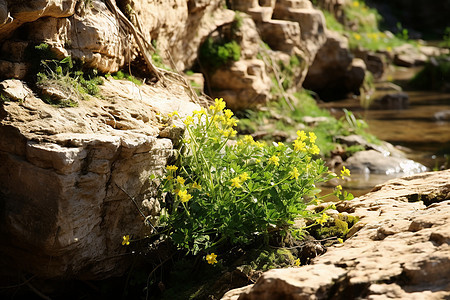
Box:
[354, 33, 361, 41]
[309, 144, 320, 155]
[297, 130, 307, 141]
[231, 177, 242, 188]
[178, 190, 192, 202]
[122, 235, 130, 246]
[269, 155, 280, 166]
[294, 258, 300, 266]
[176, 176, 186, 185]
[192, 182, 202, 190]
[168, 111, 179, 118]
[308, 132, 317, 144]
[317, 213, 330, 225]
[341, 166, 351, 178]
[336, 185, 342, 190]
[294, 139, 306, 152]
[352, 1, 359, 7]
[239, 172, 250, 181]
[166, 165, 178, 172]
[224, 109, 234, 119]
[184, 115, 194, 125]
[206, 253, 218, 265]
[165, 175, 174, 181]
[289, 167, 300, 180]
[338, 238, 344, 244]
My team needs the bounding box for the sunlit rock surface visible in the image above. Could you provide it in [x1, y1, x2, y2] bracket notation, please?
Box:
[0, 78, 198, 279]
[223, 170, 450, 300]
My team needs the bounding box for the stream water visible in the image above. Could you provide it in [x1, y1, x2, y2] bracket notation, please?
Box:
[319, 67, 450, 196]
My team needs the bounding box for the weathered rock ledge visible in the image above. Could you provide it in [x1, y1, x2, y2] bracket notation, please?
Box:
[0, 78, 198, 280]
[223, 169, 450, 300]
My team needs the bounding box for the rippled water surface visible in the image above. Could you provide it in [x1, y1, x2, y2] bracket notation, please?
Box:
[319, 68, 450, 195]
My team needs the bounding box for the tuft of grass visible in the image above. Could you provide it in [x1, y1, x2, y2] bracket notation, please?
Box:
[108, 70, 143, 85]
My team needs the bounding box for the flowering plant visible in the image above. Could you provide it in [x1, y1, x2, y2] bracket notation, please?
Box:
[158, 98, 351, 256]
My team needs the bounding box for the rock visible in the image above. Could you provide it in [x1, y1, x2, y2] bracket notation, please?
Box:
[0, 79, 33, 102]
[344, 149, 427, 175]
[353, 49, 387, 79]
[371, 92, 409, 110]
[223, 170, 450, 300]
[210, 58, 271, 111]
[0, 78, 199, 279]
[393, 44, 428, 67]
[302, 116, 330, 126]
[303, 30, 366, 98]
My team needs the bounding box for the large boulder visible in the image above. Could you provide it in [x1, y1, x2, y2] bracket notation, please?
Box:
[0, 78, 199, 279]
[223, 169, 450, 299]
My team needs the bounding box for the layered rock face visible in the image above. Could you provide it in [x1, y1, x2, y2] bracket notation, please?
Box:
[223, 170, 450, 299]
[0, 79, 198, 279]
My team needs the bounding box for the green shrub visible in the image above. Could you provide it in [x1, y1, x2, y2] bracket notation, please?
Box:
[157, 99, 352, 260]
[200, 37, 241, 68]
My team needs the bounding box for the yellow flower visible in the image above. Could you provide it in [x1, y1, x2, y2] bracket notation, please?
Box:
[289, 167, 300, 180]
[176, 176, 186, 185]
[352, 1, 359, 7]
[269, 155, 280, 166]
[308, 132, 317, 144]
[296, 130, 307, 141]
[338, 238, 344, 244]
[231, 177, 242, 188]
[317, 213, 330, 225]
[206, 253, 218, 265]
[178, 190, 192, 202]
[309, 144, 320, 155]
[192, 182, 202, 190]
[354, 33, 361, 41]
[184, 115, 194, 125]
[210, 98, 226, 112]
[165, 175, 174, 181]
[294, 258, 300, 266]
[122, 235, 130, 246]
[166, 165, 178, 172]
[168, 111, 179, 118]
[336, 185, 342, 190]
[224, 109, 234, 119]
[239, 172, 250, 181]
[294, 139, 306, 152]
[341, 166, 351, 178]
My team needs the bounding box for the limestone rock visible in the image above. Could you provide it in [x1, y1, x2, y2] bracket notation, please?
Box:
[210, 59, 271, 111]
[0, 78, 199, 279]
[223, 170, 450, 300]
[344, 149, 427, 175]
[303, 30, 366, 98]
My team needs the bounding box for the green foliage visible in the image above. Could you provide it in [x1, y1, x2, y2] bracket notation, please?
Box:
[409, 55, 450, 90]
[200, 37, 241, 68]
[396, 22, 409, 41]
[323, 1, 413, 52]
[158, 99, 348, 257]
[31, 43, 103, 106]
[439, 27, 450, 48]
[108, 70, 143, 85]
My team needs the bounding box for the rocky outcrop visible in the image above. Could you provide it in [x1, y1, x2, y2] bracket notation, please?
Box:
[0, 78, 198, 279]
[303, 29, 366, 98]
[222, 169, 450, 300]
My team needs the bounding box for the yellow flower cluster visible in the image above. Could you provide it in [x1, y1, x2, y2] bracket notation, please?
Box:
[294, 130, 320, 155]
[289, 167, 300, 180]
[178, 190, 192, 203]
[316, 213, 330, 225]
[231, 172, 250, 188]
[269, 155, 280, 166]
[341, 166, 351, 179]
